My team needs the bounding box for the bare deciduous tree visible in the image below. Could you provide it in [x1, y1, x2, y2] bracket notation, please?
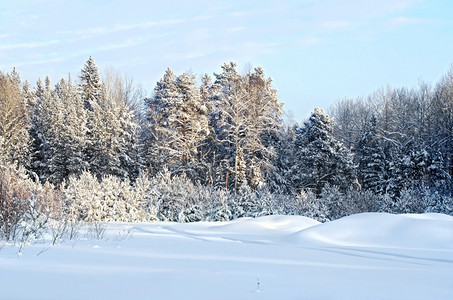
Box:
[0, 71, 30, 165]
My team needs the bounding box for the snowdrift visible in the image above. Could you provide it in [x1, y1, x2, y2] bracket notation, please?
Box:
[1, 213, 452, 300]
[290, 212, 453, 248]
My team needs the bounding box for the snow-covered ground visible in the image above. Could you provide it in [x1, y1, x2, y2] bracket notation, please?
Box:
[1, 213, 453, 299]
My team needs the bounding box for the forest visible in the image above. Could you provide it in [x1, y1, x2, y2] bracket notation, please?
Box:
[0, 57, 452, 241]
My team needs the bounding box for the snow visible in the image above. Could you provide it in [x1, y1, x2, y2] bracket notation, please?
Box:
[1, 213, 453, 299]
[291, 212, 453, 248]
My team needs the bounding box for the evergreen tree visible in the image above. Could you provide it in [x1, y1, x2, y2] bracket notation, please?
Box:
[48, 77, 88, 184]
[30, 77, 55, 181]
[210, 62, 247, 190]
[269, 124, 296, 194]
[145, 69, 209, 180]
[431, 68, 453, 184]
[79, 57, 140, 180]
[354, 115, 387, 194]
[145, 67, 179, 173]
[174, 72, 210, 174]
[290, 108, 357, 196]
[89, 86, 125, 179]
[30, 76, 89, 184]
[395, 139, 450, 195]
[79, 56, 102, 111]
[198, 73, 217, 185]
[103, 68, 145, 180]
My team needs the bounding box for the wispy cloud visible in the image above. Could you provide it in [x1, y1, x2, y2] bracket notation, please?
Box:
[191, 15, 216, 22]
[163, 50, 209, 62]
[59, 18, 186, 41]
[240, 41, 283, 55]
[184, 28, 211, 41]
[387, 16, 427, 27]
[0, 32, 167, 68]
[184, 51, 212, 60]
[62, 27, 108, 39]
[115, 19, 186, 31]
[321, 20, 351, 30]
[389, 0, 424, 11]
[297, 37, 321, 46]
[0, 40, 60, 50]
[227, 11, 248, 17]
[226, 27, 246, 33]
[2, 55, 69, 67]
[97, 33, 168, 52]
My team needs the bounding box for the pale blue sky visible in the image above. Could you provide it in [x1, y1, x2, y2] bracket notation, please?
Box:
[1, 0, 452, 122]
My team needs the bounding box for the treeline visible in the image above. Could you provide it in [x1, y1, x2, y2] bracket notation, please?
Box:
[1, 58, 284, 189]
[1, 57, 452, 236]
[329, 75, 452, 197]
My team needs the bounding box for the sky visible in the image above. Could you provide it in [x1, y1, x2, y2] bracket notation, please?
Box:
[1, 0, 452, 122]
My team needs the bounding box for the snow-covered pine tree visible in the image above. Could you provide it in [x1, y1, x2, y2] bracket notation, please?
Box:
[210, 62, 247, 190]
[22, 80, 35, 109]
[145, 68, 209, 180]
[174, 72, 210, 176]
[103, 68, 145, 180]
[290, 108, 357, 196]
[30, 76, 89, 184]
[88, 88, 124, 179]
[145, 67, 179, 174]
[79, 57, 105, 178]
[427, 150, 451, 192]
[30, 77, 56, 182]
[198, 73, 217, 185]
[79, 57, 139, 180]
[79, 56, 102, 112]
[430, 68, 453, 189]
[270, 124, 297, 194]
[47, 76, 88, 184]
[354, 114, 387, 194]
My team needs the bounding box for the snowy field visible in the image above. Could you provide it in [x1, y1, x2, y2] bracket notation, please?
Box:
[1, 213, 453, 300]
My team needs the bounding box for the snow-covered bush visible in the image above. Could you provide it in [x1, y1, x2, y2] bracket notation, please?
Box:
[64, 171, 103, 222]
[18, 196, 49, 250]
[230, 184, 260, 218]
[345, 188, 381, 215]
[22, 181, 65, 246]
[0, 163, 64, 243]
[205, 188, 232, 222]
[179, 205, 204, 223]
[0, 163, 33, 240]
[177, 182, 217, 223]
[132, 172, 158, 221]
[321, 186, 382, 220]
[321, 185, 346, 220]
[98, 175, 142, 222]
[295, 189, 329, 222]
[291, 184, 384, 222]
[378, 186, 433, 214]
[64, 171, 148, 222]
[255, 188, 281, 216]
[147, 169, 219, 222]
[425, 191, 453, 215]
[394, 187, 429, 214]
[149, 170, 197, 221]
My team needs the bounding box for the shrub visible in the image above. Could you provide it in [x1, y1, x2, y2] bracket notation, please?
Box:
[0, 163, 62, 242]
